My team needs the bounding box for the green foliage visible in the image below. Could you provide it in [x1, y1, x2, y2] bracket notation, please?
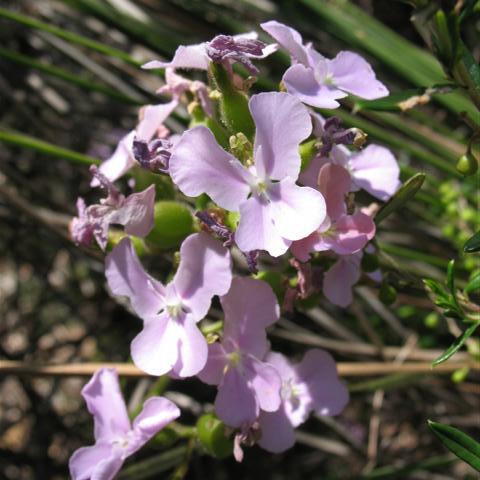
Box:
[428, 420, 480, 471]
[464, 231, 480, 253]
[375, 173, 426, 225]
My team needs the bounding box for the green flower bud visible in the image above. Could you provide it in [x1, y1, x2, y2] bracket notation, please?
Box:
[456, 153, 478, 176]
[379, 282, 397, 305]
[146, 201, 195, 249]
[196, 413, 233, 459]
[424, 312, 439, 329]
[229, 132, 253, 165]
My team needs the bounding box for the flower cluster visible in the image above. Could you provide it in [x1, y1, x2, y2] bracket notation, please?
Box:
[70, 20, 401, 478]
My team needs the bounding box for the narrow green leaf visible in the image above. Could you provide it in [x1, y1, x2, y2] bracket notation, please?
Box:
[432, 322, 480, 366]
[464, 272, 480, 295]
[428, 420, 480, 471]
[0, 130, 99, 166]
[0, 46, 143, 105]
[375, 173, 426, 224]
[354, 85, 454, 112]
[423, 279, 449, 299]
[357, 454, 456, 479]
[461, 48, 480, 89]
[0, 6, 141, 67]
[464, 231, 480, 253]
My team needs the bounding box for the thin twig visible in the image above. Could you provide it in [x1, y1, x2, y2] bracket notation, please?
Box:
[0, 360, 477, 378]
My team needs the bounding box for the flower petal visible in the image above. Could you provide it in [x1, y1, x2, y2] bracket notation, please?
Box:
[317, 163, 351, 221]
[142, 44, 209, 70]
[269, 179, 326, 241]
[347, 145, 400, 201]
[136, 101, 177, 141]
[197, 342, 228, 385]
[169, 126, 251, 211]
[330, 51, 389, 100]
[81, 368, 130, 441]
[297, 349, 349, 416]
[93, 131, 136, 185]
[131, 312, 179, 376]
[215, 368, 258, 427]
[323, 255, 361, 307]
[235, 195, 290, 257]
[133, 397, 180, 440]
[69, 444, 122, 480]
[171, 317, 209, 377]
[105, 238, 165, 319]
[261, 20, 310, 65]
[330, 212, 376, 255]
[221, 277, 279, 358]
[245, 356, 282, 413]
[173, 232, 232, 321]
[250, 92, 312, 180]
[109, 185, 155, 238]
[297, 153, 328, 189]
[290, 232, 319, 262]
[283, 64, 347, 109]
[258, 408, 296, 453]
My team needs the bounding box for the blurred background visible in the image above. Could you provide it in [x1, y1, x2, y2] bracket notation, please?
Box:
[0, 1, 479, 479]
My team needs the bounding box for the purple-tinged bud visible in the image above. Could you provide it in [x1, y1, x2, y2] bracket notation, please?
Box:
[132, 138, 172, 174]
[320, 116, 360, 157]
[206, 35, 267, 75]
[244, 249, 259, 274]
[196, 211, 234, 246]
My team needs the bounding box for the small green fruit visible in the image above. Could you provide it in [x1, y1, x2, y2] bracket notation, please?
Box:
[196, 413, 233, 459]
[456, 153, 478, 176]
[146, 201, 194, 249]
[379, 282, 397, 305]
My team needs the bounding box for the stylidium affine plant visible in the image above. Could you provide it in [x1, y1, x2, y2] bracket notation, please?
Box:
[67, 17, 404, 471]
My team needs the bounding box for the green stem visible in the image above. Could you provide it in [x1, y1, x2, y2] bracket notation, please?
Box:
[379, 242, 450, 268]
[0, 130, 99, 166]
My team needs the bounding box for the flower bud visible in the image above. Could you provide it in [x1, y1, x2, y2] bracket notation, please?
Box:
[379, 282, 397, 305]
[146, 201, 195, 249]
[196, 413, 233, 459]
[456, 153, 478, 176]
